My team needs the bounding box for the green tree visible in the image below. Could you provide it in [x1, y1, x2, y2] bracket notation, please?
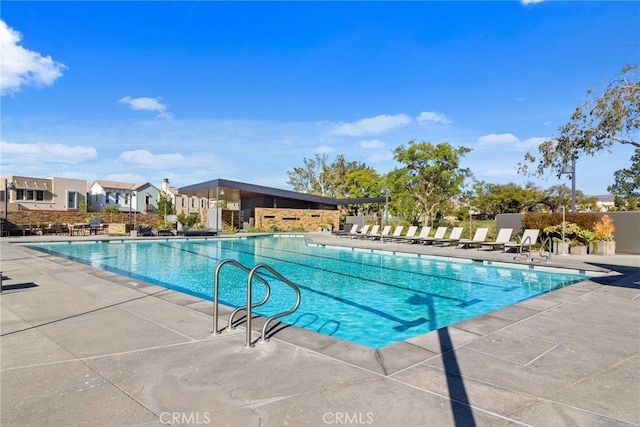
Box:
[177, 212, 200, 229]
[392, 141, 472, 225]
[386, 169, 422, 225]
[471, 181, 541, 218]
[520, 64, 640, 177]
[608, 148, 640, 199]
[157, 192, 176, 217]
[286, 153, 330, 196]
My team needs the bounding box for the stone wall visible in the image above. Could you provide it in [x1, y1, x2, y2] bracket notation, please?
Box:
[4, 211, 162, 228]
[255, 208, 340, 231]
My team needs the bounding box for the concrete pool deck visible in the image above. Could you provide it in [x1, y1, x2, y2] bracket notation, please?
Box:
[1, 233, 638, 426]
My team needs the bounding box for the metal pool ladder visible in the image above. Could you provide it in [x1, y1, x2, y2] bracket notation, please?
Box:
[539, 236, 552, 263]
[212, 259, 302, 348]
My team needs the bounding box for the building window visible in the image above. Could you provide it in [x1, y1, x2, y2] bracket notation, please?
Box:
[16, 189, 45, 201]
[105, 192, 110, 203]
[67, 191, 77, 209]
[115, 193, 120, 204]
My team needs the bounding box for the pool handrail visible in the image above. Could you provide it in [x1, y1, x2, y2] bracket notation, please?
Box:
[212, 259, 271, 335]
[246, 263, 302, 348]
[539, 236, 552, 263]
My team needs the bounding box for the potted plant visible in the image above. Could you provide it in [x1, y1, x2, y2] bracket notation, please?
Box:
[543, 222, 581, 255]
[572, 229, 594, 255]
[590, 215, 616, 255]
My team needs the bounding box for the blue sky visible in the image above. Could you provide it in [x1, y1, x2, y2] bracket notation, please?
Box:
[1, 1, 638, 195]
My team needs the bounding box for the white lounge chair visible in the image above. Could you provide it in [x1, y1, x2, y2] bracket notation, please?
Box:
[504, 229, 540, 253]
[352, 224, 371, 238]
[374, 225, 392, 240]
[406, 226, 431, 244]
[456, 228, 489, 249]
[332, 223, 356, 236]
[336, 224, 360, 237]
[383, 226, 404, 241]
[433, 227, 464, 246]
[419, 226, 448, 245]
[480, 228, 513, 251]
[358, 224, 380, 239]
[393, 225, 418, 243]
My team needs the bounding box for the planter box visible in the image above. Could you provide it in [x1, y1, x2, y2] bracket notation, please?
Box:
[571, 245, 588, 255]
[553, 241, 570, 255]
[589, 240, 616, 255]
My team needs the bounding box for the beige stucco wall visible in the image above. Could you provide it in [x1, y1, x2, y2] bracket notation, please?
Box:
[255, 208, 340, 231]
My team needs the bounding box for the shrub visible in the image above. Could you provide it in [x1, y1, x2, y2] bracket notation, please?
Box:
[577, 229, 595, 245]
[522, 212, 599, 232]
[541, 222, 582, 242]
[102, 206, 120, 214]
[593, 214, 615, 241]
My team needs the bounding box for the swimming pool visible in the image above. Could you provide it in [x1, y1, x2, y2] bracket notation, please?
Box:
[26, 236, 595, 348]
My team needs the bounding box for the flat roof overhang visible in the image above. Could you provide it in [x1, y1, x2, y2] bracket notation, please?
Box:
[178, 179, 387, 206]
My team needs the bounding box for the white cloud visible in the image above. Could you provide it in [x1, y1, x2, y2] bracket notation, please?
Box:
[360, 140, 384, 149]
[477, 133, 548, 152]
[0, 140, 96, 163]
[477, 133, 519, 146]
[521, 0, 544, 4]
[329, 114, 411, 136]
[315, 145, 335, 153]
[119, 96, 173, 120]
[118, 149, 184, 167]
[0, 20, 67, 96]
[416, 111, 452, 126]
[105, 173, 147, 183]
[515, 136, 547, 151]
[366, 152, 394, 163]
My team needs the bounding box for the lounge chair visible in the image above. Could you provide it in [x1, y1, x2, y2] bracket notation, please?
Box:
[336, 224, 360, 238]
[456, 227, 489, 249]
[333, 224, 356, 236]
[383, 226, 404, 242]
[418, 226, 448, 245]
[369, 225, 391, 240]
[407, 226, 431, 244]
[433, 227, 464, 246]
[393, 225, 418, 243]
[504, 229, 540, 254]
[480, 228, 513, 251]
[182, 229, 218, 236]
[358, 224, 380, 239]
[352, 224, 370, 238]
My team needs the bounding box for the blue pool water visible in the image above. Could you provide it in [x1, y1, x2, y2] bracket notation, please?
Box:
[26, 236, 594, 348]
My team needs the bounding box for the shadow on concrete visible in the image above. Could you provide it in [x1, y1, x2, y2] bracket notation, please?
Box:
[1, 281, 38, 292]
[438, 327, 477, 427]
[585, 263, 640, 289]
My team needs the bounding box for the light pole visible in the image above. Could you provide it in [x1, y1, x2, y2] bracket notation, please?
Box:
[561, 157, 576, 213]
[215, 187, 224, 231]
[382, 187, 390, 226]
[559, 206, 569, 256]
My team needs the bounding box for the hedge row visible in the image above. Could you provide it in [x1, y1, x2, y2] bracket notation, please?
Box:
[521, 212, 600, 232]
